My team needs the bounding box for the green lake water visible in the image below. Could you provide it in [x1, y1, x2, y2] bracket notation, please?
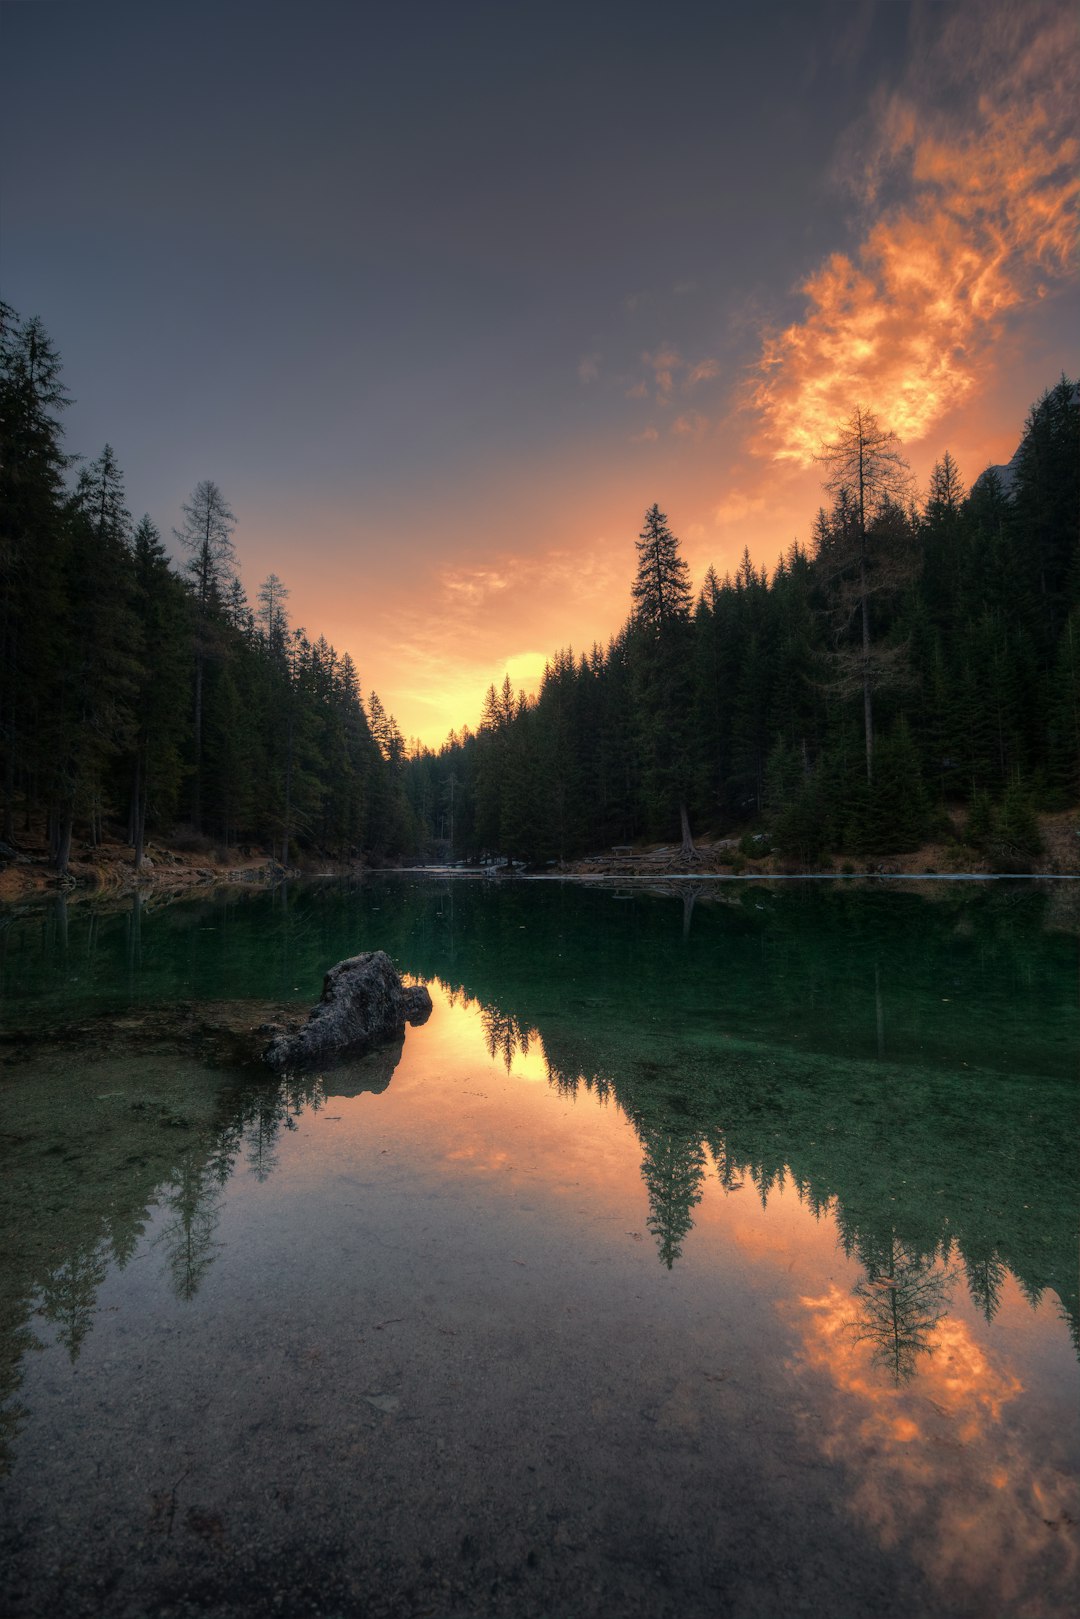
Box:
[0, 875, 1077, 1618]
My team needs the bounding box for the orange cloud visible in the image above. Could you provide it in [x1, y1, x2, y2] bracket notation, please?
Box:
[671, 412, 708, 441]
[751, 2, 1079, 464]
[643, 345, 681, 402]
[713, 490, 766, 525]
[439, 565, 512, 606]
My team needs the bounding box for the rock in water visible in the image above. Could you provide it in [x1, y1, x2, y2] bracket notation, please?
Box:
[264, 951, 432, 1071]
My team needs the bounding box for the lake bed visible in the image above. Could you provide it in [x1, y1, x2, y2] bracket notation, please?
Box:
[1, 877, 1077, 1618]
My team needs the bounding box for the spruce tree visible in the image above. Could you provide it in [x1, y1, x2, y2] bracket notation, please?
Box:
[0, 309, 71, 842]
[128, 516, 191, 865]
[629, 504, 698, 856]
[174, 480, 237, 830]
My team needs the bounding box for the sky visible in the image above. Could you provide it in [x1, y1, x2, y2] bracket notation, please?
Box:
[2, 0, 1077, 745]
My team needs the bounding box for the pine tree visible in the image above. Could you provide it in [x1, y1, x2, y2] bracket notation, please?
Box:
[1048, 608, 1080, 803]
[1011, 377, 1079, 653]
[173, 480, 237, 830]
[0, 309, 71, 842]
[815, 407, 914, 783]
[51, 445, 140, 865]
[629, 504, 698, 855]
[631, 502, 692, 630]
[128, 516, 191, 865]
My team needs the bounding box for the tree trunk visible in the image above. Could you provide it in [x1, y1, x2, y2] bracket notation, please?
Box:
[2, 617, 16, 843]
[2, 722, 14, 844]
[54, 803, 74, 874]
[860, 556, 874, 785]
[282, 711, 294, 867]
[127, 757, 139, 846]
[678, 799, 697, 860]
[192, 646, 203, 833]
[133, 752, 147, 870]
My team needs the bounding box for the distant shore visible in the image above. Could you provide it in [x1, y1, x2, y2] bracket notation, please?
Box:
[0, 837, 361, 907]
[1, 809, 1075, 908]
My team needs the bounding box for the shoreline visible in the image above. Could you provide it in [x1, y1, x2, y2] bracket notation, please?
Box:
[1, 810, 1075, 910]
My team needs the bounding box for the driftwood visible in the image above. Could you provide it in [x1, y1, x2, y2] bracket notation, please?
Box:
[263, 951, 432, 1072]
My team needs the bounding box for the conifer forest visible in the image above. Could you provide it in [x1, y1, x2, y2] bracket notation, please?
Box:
[2, 301, 1077, 874]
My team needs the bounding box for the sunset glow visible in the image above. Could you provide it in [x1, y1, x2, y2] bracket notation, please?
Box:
[290, 979, 1080, 1619]
[2, 0, 1076, 744]
[751, 1, 1079, 465]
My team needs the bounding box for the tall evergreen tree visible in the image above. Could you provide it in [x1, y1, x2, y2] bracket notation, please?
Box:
[50, 445, 140, 866]
[174, 479, 237, 830]
[127, 516, 190, 865]
[629, 503, 698, 856]
[816, 407, 914, 783]
[0, 309, 71, 842]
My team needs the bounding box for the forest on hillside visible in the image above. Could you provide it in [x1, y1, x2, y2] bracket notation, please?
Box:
[408, 379, 1078, 867]
[1, 299, 1077, 874]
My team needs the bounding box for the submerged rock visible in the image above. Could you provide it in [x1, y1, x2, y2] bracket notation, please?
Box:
[263, 951, 432, 1072]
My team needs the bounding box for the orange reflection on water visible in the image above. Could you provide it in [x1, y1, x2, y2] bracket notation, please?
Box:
[789, 1276, 1079, 1613]
[312, 984, 653, 1224]
[303, 982, 1080, 1612]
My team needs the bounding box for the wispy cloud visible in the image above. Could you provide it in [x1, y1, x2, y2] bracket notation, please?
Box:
[632, 348, 721, 404]
[642, 345, 681, 402]
[577, 352, 601, 384]
[713, 490, 766, 525]
[671, 412, 708, 441]
[439, 566, 512, 607]
[750, 0, 1079, 464]
[686, 358, 720, 386]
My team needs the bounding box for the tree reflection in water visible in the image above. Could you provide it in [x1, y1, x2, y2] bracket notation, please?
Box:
[38, 1240, 109, 1362]
[849, 1235, 951, 1386]
[3, 873, 1076, 1478]
[638, 1122, 707, 1269]
[156, 1155, 223, 1302]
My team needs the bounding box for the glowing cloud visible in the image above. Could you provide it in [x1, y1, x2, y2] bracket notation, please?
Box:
[751, 2, 1079, 464]
[439, 565, 512, 606]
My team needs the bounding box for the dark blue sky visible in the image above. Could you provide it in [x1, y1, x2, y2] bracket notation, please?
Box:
[3, 1, 1076, 739]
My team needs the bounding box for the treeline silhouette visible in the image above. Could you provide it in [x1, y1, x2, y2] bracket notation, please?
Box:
[3, 301, 1075, 872]
[0, 303, 418, 871]
[406, 381, 1078, 865]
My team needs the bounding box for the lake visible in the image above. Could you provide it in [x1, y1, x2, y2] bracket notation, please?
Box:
[1, 875, 1077, 1618]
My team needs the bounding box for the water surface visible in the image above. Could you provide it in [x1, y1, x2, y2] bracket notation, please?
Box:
[1, 877, 1077, 1617]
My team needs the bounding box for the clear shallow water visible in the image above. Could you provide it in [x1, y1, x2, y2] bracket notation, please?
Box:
[0, 876, 1077, 1618]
